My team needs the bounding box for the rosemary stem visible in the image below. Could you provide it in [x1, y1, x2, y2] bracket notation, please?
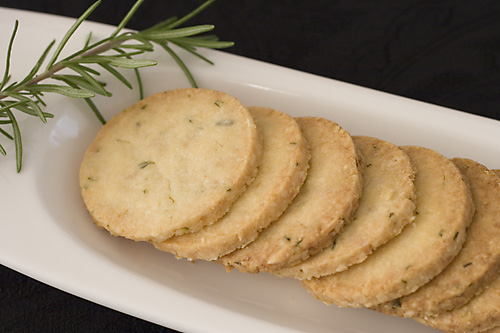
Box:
[0, 37, 125, 101]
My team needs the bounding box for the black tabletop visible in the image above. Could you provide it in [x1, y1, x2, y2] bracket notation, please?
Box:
[1, 1, 500, 332]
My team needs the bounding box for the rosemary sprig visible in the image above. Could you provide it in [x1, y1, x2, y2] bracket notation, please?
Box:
[0, 0, 233, 172]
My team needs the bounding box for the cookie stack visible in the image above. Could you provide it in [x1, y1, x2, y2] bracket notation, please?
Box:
[79, 88, 500, 332]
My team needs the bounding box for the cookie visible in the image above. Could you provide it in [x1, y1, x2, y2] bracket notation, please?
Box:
[417, 272, 500, 332]
[219, 117, 363, 273]
[152, 106, 310, 260]
[375, 158, 500, 317]
[483, 327, 500, 333]
[79, 88, 261, 242]
[275, 136, 416, 279]
[413, 164, 500, 332]
[302, 145, 474, 308]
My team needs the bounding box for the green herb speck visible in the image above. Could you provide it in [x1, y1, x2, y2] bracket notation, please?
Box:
[216, 119, 234, 126]
[139, 161, 155, 169]
[392, 299, 401, 308]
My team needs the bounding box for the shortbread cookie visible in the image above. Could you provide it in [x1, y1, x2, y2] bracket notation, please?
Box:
[417, 272, 500, 332]
[413, 165, 500, 332]
[494, 169, 500, 177]
[219, 117, 363, 273]
[80, 88, 261, 242]
[152, 106, 310, 260]
[276, 136, 416, 279]
[375, 158, 500, 317]
[302, 146, 474, 308]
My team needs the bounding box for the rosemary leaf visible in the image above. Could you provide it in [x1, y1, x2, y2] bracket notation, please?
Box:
[126, 33, 154, 50]
[165, 0, 216, 30]
[0, 20, 18, 90]
[25, 84, 95, 98]
[0, 123, 12, 136]
[159, 43, 197, 88]
[64, 62, 101, 75]
[5, 109, 22, 173]
[103, 57, 157, 69]
[134, 67, 144, 100]
[3, 92, 47, 123]
[14, 40, 55, 88]
[46, 0, 102, 69]
[83, 97, 106, 125]
[170, 37, 234, 49]
[33, 93, 47, 107]
[98, 62, 133, 89]
[142, 25, 215, 41]
[3, 100, 53, 119]
[111, 0, 145, 38]
[110, 47, 143, 95]
[140, 17, 178, 34]
[52, 74, 110, 97]
[63, 63, 111, 96]
[109, 50, 147, 58]
[84, 32, 93, 48]
[118, 43, 154, 51]
[170, 41, 214, 65]
[0, 99, 30, 113]
[64, 81, 106, 125]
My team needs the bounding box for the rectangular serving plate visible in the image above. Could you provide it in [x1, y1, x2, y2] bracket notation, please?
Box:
[1, 7, 498, 333]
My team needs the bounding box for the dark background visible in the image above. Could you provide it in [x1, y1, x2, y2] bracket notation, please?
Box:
[1, 0, 500, 332]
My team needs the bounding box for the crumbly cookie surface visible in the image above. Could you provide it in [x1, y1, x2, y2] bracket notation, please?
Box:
[376, 158, 500, 318]
[302, 146, 474, 308]
[219, 117, 363, 273]
[275, 136, 416, 279]
[152, 106, 310, 260]
[416, 272, 500, 333]
[79, 88, 261, 242]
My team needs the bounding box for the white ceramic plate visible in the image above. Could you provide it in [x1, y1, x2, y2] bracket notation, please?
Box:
[1, 7, 499, 333]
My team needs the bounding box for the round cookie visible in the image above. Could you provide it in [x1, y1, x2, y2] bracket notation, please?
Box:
[152, 106, 310, 260]
[219, 117, 363, 273]
[302, 145, 474, 308]
[375, 158, 500, 317]
[79, 88, 261, 242]
[417, 271, 500, 332]
[413, 165, 500, 333]
[275, 136, 416, 280]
